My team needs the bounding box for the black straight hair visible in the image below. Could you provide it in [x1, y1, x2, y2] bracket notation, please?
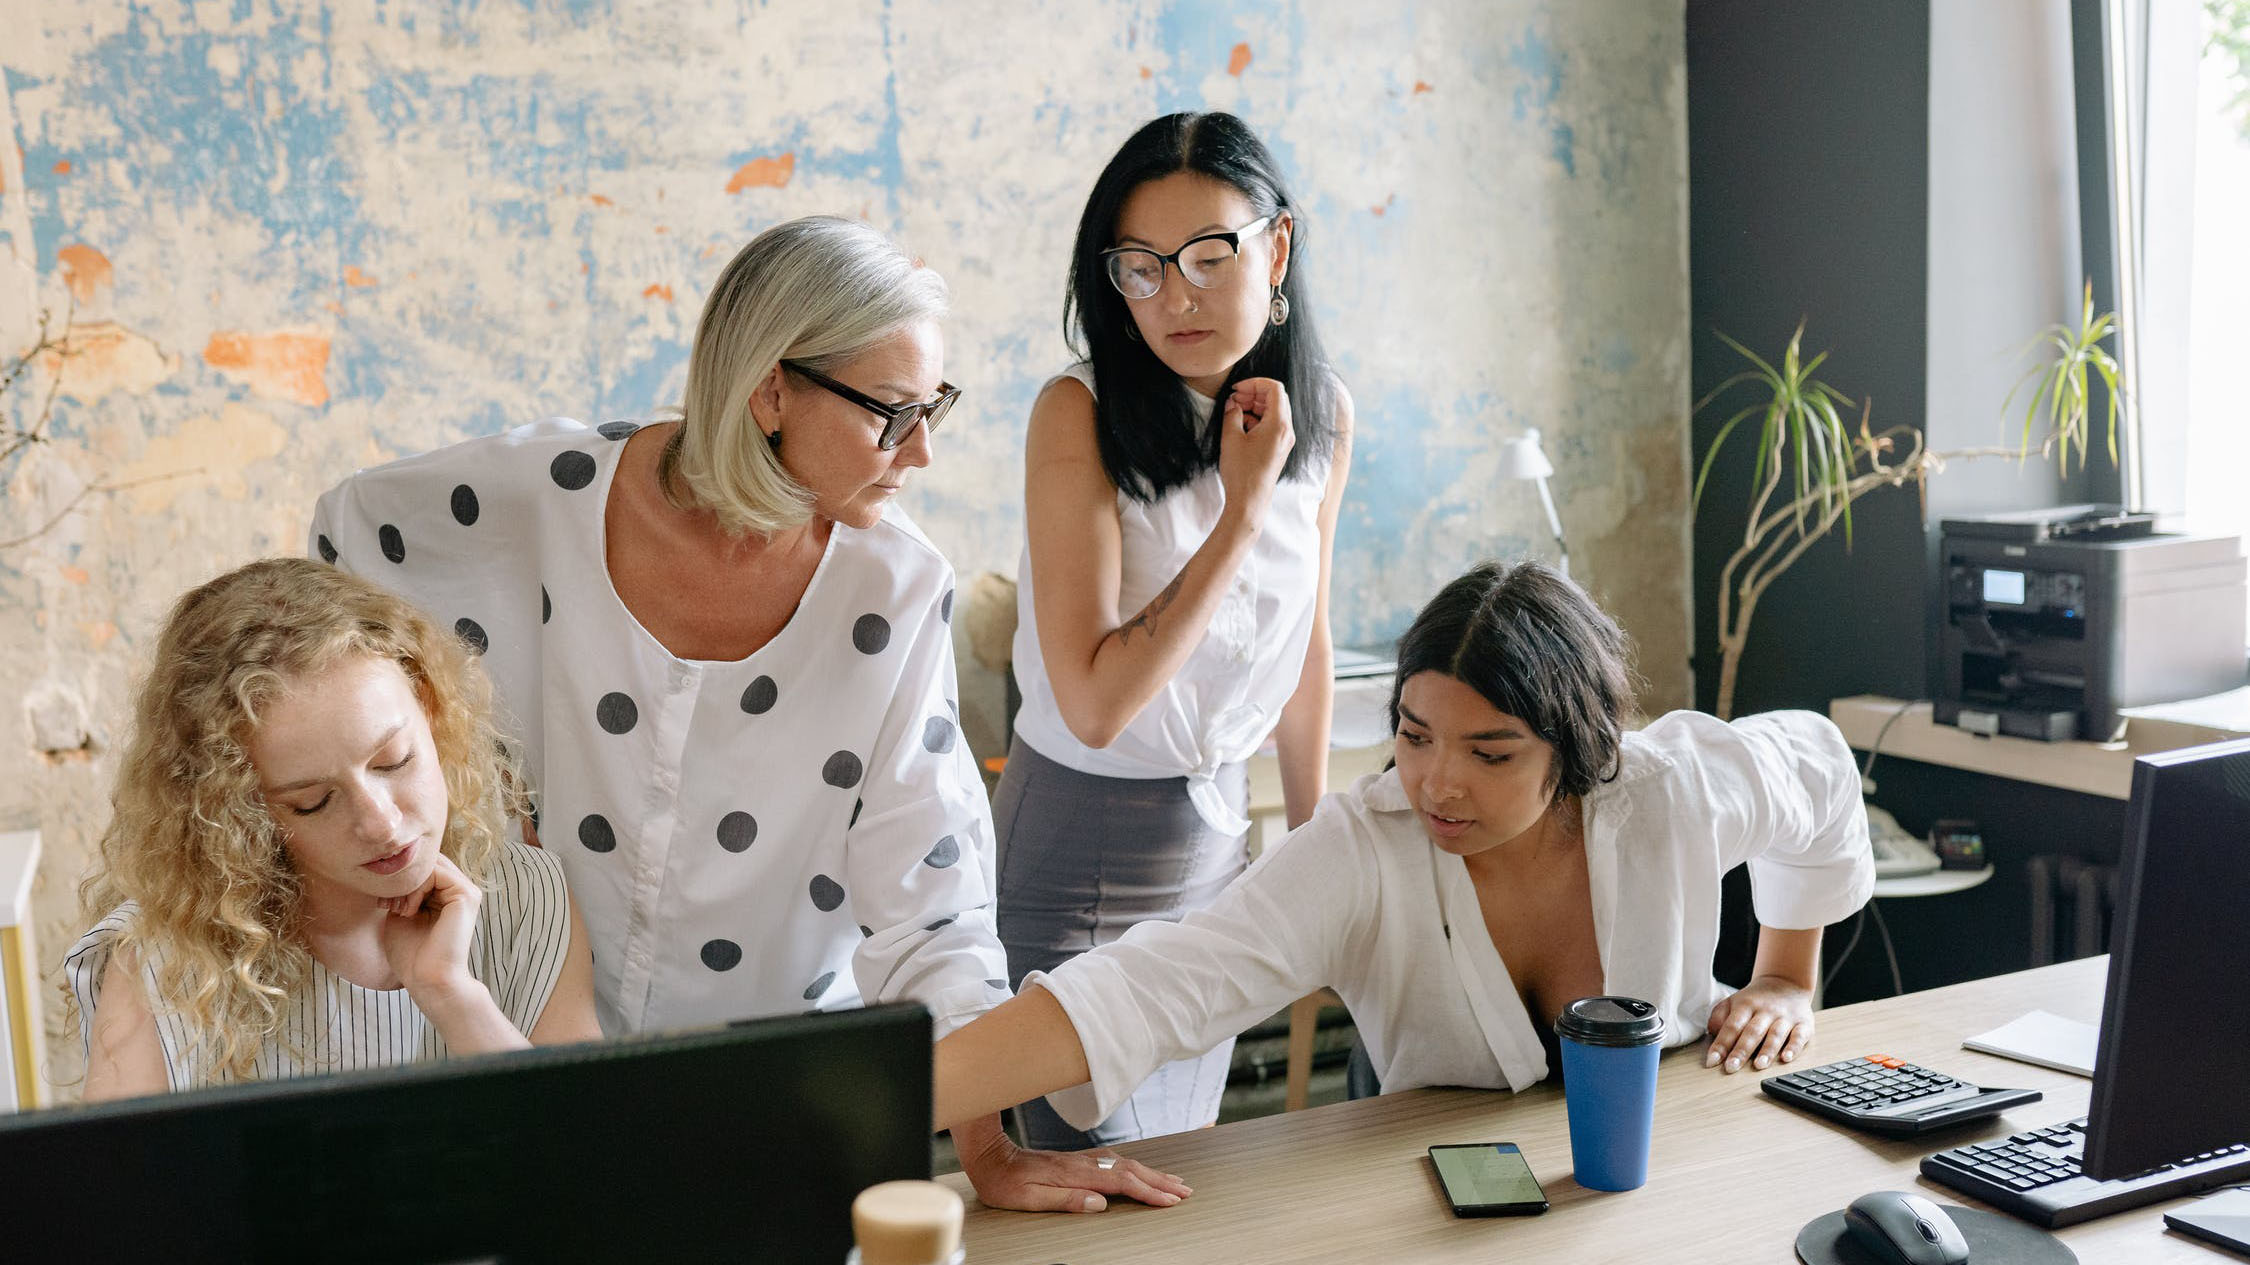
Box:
[1064, 111, 1338, 503]
[1387, 561, 1637, 801]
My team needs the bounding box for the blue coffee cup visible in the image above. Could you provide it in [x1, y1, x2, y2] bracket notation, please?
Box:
[1556, 996, 1665, 1192]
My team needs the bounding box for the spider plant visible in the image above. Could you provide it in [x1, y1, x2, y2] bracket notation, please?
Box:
[2003, 278, 2121, 477]
[1693, 322, 1859, 544]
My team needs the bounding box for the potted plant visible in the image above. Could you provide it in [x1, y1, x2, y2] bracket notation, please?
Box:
[1693, 288, 2120, 720]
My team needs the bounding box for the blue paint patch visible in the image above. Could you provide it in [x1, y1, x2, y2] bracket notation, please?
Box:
[1506, 22, 1576, 177]
[1597, 333, 1636, 374]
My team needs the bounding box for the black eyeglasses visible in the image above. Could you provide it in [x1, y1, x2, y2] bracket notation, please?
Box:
[781, 361, 962, 451]
[1100, 215, 1273, 300]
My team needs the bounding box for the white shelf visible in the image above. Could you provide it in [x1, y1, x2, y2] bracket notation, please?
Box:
[1829, 695, 2245, 801]
[1873, 865, 1994, 899]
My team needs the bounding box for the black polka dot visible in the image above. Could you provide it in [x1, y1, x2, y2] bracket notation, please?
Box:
[541, 586, 551, 625]
[809, 874, 845, 912]
[851, 613, 891, 655]
[941, 588, 955, 622]
[716, 811, 757, 852]
[739, 675, 778, 715]
[577, 814, 616, 853]
[701, 939, 742, 972]
[596, 692, 638, 734]
[378, 524, 405, 564]
[923, 917, 955, 931]
[598, 420, 641, 440]
[859, 924, 875, 938]
[985, 979, 1008, 990]
[850, 798, 863, 828]
[923, 835, 960, 869]
[822, 751, 863, 788]
[550, 450, 597, 490]
[450, 484, 479, 526]
[454, 617, 488, 656]
[316, 534, 337, 563]
[802, 971, 836, 1001]
[922, 716, 957, 754]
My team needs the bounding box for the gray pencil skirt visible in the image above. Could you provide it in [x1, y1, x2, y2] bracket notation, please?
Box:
[994, 737, 1251, 1150]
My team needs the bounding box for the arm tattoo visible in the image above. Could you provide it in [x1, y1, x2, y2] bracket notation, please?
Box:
[1115, 574, 1186, 646]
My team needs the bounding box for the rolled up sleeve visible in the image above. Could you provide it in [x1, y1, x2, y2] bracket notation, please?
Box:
[1025, 804, 1377, 1130]
[1726, 711, 1876, 929]
[845, 573, 1010, 1039]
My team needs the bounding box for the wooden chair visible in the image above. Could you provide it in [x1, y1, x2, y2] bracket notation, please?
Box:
[1283, 987, 1344, 1111]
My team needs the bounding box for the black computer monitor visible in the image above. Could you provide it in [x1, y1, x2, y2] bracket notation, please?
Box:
[2082, 737, 2250, 1180]
[0, 1002, 931, 1263]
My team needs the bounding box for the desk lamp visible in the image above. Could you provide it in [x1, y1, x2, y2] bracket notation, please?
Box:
[1499, 427, 1569, 578]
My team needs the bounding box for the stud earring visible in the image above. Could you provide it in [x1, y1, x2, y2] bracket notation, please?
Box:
[1269, 292, 1291, 327]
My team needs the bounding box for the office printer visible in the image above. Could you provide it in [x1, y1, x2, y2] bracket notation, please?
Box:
[1933, 506, 2247, 742]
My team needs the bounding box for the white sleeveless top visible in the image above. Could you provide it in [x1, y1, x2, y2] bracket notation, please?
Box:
[1011, 363, 1329, 834]
[66, 841, 573, 1090]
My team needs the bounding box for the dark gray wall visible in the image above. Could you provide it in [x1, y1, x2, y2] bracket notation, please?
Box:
[1686, 0, 1932, 717]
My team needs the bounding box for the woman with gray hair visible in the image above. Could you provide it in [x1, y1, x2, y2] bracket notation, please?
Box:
[312, 215, 1188, 1213]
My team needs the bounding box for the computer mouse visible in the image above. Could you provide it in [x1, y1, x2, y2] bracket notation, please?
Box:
[1842, 1190, 1972, 1265]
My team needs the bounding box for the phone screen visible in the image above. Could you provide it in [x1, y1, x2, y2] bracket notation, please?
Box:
[1428, 1143, 1549, 1216]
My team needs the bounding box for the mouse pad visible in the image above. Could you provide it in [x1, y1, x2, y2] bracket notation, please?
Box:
[1796, 1203, 2078, 1265]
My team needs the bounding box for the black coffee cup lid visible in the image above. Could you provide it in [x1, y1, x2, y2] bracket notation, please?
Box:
[1555, 996, 1664, 1047]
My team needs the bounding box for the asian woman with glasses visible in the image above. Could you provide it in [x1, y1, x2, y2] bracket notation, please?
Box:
[310, 216, 1187, 1214]
[996, 111, 1355, 1149]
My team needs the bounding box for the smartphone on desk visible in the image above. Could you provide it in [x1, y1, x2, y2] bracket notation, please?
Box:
[1428, 1142, 1550, 1217]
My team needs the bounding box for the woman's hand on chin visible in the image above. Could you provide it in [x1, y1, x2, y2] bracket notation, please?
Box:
[1703, 975, 1815, 1073]
[379, 851, 483, 1002]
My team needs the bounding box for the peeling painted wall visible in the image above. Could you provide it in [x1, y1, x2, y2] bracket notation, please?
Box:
[1, 0, 1688, 1090]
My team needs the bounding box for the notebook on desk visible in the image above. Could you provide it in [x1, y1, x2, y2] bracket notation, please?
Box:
[1962, 1010, 2099, 1077]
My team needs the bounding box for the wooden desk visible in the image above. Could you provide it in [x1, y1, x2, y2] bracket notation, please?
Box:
[945, 958, 2219, 1263]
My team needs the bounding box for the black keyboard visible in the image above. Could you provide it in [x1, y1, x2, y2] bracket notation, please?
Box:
[1762, 1053, 2043, 1137]
[1922, 1116, 2250, 1228]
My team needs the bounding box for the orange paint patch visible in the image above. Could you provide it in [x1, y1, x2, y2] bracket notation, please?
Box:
[58, 244, 112, 302]
[654, 225, 669, 234]
[1371, 194, 1396, 217]
[41, 322, 177, 402]
[343, 265, 378, 287]
[82, 621, 117, 649]
[642, 283, 673, 302]
[1139, 65, 1153, 79]
[203, 330, 332, 407]
[53, 159, 72, 174]
[322, 300, 346, 316]
[725, 152, 795, 193]
[1413, 80, 1434, 94]
[59, 565, 90, 585]
[1227, 43, 1252, 76]
[589, 193, 615, 207]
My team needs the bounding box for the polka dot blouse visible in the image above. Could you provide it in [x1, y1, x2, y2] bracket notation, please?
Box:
[311, 419, 1007, 1039]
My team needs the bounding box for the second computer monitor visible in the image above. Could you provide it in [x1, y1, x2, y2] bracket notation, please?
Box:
[2083, 737, 2250, 1180]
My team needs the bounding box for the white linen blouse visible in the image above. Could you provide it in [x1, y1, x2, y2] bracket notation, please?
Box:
[311, 419, 1007, 1039]
[1009, 364, 1329, 835]
[1030, 709, 1875, 1129]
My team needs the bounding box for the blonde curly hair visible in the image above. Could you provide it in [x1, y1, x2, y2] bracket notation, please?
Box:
[72, 557, 524, 1083]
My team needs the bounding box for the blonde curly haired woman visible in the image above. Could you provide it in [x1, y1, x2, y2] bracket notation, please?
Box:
[65, 558, 600, 1099]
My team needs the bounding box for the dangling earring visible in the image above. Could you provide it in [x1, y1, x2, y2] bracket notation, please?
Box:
[1269, 291, 1291, 327]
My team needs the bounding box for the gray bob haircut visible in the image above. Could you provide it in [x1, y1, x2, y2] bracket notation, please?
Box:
[667, 215, 950, 536]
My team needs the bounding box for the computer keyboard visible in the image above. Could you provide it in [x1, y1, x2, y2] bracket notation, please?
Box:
[1761, 1054, 2042, 1137]
[1922, 1116, 2250, 1228]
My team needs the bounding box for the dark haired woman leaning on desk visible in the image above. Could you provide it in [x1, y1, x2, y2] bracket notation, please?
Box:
[937, 561, 1874, 1137]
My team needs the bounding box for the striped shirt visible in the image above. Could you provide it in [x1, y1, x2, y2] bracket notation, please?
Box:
[65, 841, 572, 1090]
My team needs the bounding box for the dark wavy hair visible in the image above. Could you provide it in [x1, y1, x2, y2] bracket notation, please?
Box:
[1387, 561, 1636, 800]
[1064, 111, 1338, 502]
